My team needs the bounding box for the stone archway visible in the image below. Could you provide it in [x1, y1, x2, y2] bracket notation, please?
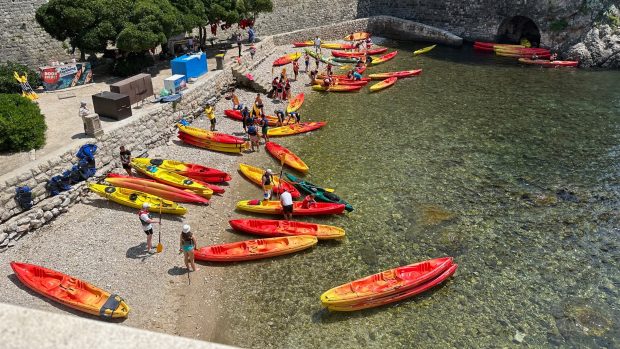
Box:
[497, 16, 541, 47]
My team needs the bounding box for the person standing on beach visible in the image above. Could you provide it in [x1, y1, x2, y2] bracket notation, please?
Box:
[262, 169, 274, 201]
[179, 224, 199, 272]
[293, 60, 300, 81]
[247, 123, 260, 152]
[304, 52, 310, 72]
[230, 91, 242, 110]
[259, 114, 269, 143]
[138, 203, 157, 253]
[255, 93, 264, 113]
[249, 44, 256, 60]
[269, 77, 278, 98]
[119, 146, 132, 176]
[315, 57, 320, 70]
[241, 106, 250, 132]
[236, 33, 242, 57]
[280, 188, 294, 220]
[79, 101, 89, 134]
[326, 63, 333, 76]
[284, 79, 291, 100]
[314, 36, 321, 54]
[205, 103, 216, 131]
[276, 79, 284, 100]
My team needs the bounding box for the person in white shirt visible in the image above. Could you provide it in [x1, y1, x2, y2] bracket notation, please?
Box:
[138, 203, 157, 253]
[79, 101, 89, 134]
[280, 188, 293, 220]
[314, 36, 321, 54]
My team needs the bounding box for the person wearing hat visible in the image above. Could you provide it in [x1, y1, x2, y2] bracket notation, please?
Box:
[280, 188, 294, 220]
[261, 169, 274, 201]
[204, 103, 216, 131]
[179, 224, 199, 272]
[138, 203, 157, 253]
[78, 101, 90, 134]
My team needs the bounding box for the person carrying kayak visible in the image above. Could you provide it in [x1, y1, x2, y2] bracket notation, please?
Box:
[179, 224, 199, 272]
[301, 194, 317, 209]
[205, 103, 216, 131]
[138, 203, 157, 254]
[275, 109, 285, 126]
[259, 113, 269, 143]
[280, 188, 294, 220]
[247, 123, 260, 152]
[262, 169, 274, 201]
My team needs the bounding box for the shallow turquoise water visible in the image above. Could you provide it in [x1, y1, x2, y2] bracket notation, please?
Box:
[214, 41, 620, 348]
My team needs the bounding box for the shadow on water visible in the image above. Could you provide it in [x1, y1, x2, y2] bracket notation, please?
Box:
[6, 274, 127, 323]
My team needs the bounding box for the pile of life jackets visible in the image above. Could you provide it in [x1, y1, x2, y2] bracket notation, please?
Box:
[46, 144, 98, 196]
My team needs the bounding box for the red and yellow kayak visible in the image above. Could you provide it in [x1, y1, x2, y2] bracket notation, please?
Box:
[88, 183, 188, 214]
[369, 69, 422, 80]
[313, 79, 368, 86]
[312, 84, 362, 92]
[177, 124, 245, 144]
[239, 163, 301, 198]
[518, 58, 579, 67]
[236, 200, 346, 216]
[265, 141, 308, 173]
[130, 158, 230, 183]
[105, 174, 209, 204]
[371, 51, 398, 65]
[11, 262, 130, 318]
[370, 77, 397, 92]
[321, 257, 454, 306]
[131, 162, 213, 198]
[344, 32, 370, 41]
[293, 41, 313, 47]
[229, 219, 345, 239]
[273, 52, 302, 66]
[177, 133, 249, 154]
[267, 121, 327, 136]
[317, 74, 370, 81]
[286, 93, 304, 113]
[224, 110, 294, 127]
[322, 43, 357, 50]
[331, 47, 387, 58]
[327, 264, 458, 311]
[194, 236, 318, 262]
[496, 51, 550, 59]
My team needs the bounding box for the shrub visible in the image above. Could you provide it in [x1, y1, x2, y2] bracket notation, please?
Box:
[0, 61, 42, 94]
[550, 19, 568, 32]
[0, 94, 47, 152]
[112, 53, 155, 77]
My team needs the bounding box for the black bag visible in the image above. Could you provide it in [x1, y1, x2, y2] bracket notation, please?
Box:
[15, 186, 33, 210]
[46, 176, 63, 196]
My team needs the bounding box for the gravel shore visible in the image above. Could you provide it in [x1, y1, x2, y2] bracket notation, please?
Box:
[0, 43, 320, 341]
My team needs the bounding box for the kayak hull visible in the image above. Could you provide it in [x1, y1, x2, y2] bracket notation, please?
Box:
[267, 122, 327, 136]
[131, 158, 231, 183]
[131, 162, 213, 198]
[370, 77, 397, 92]
[11, 262, 130, 318]
[88, 183, 188, 214]
[413, 44, 436, 56]
[371, 51, 398, 65]
[229, 219, 345, 239]
[273, 52, 302, 66]
[178, 124, 245, 144]
[178, 133, 249, 154]
[265, 142, 309, 173]
[284, 172, 353, 212]
[194, 236, 318, 262]
[286, 93, 305, 113]
[238, 163, 301, 198]
[105, 175, 209, 204]
[236, 200, 346, 216]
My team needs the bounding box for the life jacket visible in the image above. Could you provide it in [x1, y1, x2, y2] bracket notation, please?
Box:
[262, 173, 273, 186]
[15, 186, 33, 210]
[138, 209, 151, 225]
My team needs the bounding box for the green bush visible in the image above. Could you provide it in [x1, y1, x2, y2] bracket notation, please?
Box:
[550, 19, 568, 32]
[0, 62, 42, 94]
[112, 53, 155, 77]
[0, 94, 47, 152]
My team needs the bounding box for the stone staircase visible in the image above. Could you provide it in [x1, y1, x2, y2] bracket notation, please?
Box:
[229, 40, 278, 94]
[230, 62, 271, 93]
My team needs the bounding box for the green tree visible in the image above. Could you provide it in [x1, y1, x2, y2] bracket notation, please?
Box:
[0, 94, 47, 152]
[36, 0, 130, 60]
[116, 0, 183, 52]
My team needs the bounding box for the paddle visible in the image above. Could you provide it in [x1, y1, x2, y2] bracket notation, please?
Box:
[277, 154, 285, 200]
[156, 199, 163, 253]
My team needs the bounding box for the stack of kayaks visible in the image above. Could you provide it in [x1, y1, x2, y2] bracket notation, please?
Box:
[267, 122, 327, 136]
[474, 41, 524, 52]
[105, 174, 209, 204]
[371, 51, 398, 65]
[368, 69, 422, 80]
[177, 124, 248, 153]
[370, 77, 397, 92]
[130, 158, 231, 183]
[265, 141, 309, 173]
[495, 46, 550, 59]
[273, 52, 302, 66]
[238, 163, 301, 198]
[321, 257, 458, 311]
[89, 183, 188, 214]
[317, 74, 370, 81]
[518, 58, 579, 67]
[11, 262, 130, 318]
[229, 219, 345, 239]
[321, 43, 357, 50]
[312, 78, 368, 87]
[284, 173, 353, 212]
[194, 236, 318, 262]
[131, 161, 213, 198]
[236, 200, 346, 216]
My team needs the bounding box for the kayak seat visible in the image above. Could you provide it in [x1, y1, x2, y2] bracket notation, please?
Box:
[128, 193, 138, 201]
[150, 159, 164, 166]
[99, 294, 123, 318]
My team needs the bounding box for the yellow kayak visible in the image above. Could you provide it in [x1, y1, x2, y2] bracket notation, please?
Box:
[238, 164, 301, 198]
[413, 44, 436, 56]
[177, 124, 245, 144]
[88, 183, 187, 215]
[178, 133, 249, 154]
[369, 77, 397, 92]
[131, 162, 213, 198]
[344, 32, 370, 41]
[267, 122, 327, 137]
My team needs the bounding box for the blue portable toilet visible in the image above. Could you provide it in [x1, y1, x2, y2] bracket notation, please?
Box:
[171, 52, 208, 79]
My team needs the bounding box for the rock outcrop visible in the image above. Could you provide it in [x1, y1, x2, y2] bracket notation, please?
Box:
[565, 5, 620, 68]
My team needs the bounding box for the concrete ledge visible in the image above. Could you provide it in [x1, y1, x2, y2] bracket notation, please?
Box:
[0, 302, 237, 349]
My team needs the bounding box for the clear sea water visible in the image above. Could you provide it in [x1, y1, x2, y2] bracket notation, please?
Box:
[211, 41, 620, 348]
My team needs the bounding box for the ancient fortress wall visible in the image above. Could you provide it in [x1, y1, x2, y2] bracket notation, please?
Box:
[0, 0, 70, 66]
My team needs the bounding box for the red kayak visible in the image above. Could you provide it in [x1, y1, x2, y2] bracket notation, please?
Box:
[106, 174, 210, 204]
[368, 69, 422, 80]
[272, 52, 302, 67]
[177, 125, 245, 145]
[331, 47, 387, 58]
[194, 236, 318, 262]
[131, 158, 231, 183]
[317, 74, 370, 81]
[229, 219, 346, 239]
[236, 200, 346, 216]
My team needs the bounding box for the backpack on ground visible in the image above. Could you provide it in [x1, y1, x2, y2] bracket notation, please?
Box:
[46, 176, 63, 196]
[15, 186, 33, 210]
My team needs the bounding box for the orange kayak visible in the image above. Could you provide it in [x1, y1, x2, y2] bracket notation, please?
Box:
[312, 84, 362, 92]
[177, 124, 245, 144]
[267, 122, 327, 136]
[344, 32, 370, 41]
[105, 174, 210, 204]
[368, 69, 422, 80]
[265, 141, 308, 172]
[371, 51, 398, 65]
[327, 263, 458, 311]
[286, 93, 305, 113]
[313, 79, 368, 86]
[223, 110, 295, 127]
[369, 77, 397, 92]
[10, 261, 130, 318]
[229, 219, 345, 239]
[273, 52, 302, 66]
[331, 48, 388, 58]
[321, 257, 453, 306]
[194, 235, 318, 262]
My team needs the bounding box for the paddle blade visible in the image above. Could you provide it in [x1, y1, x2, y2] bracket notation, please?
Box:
[325, 188, 335, 193]
[157, 242, 163, 253]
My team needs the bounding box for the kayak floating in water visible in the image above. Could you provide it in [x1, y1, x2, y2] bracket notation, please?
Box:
[312, 84, 363, 92]
[267, 121, 327, 136]
[229, 219, 345, 240]
[194, 236, 318, 262]
[286, 93, 305, 113]
[518, 58, 578, 68]
[265, 142, 309, 173]
[284, 172, 353, 212]
[370, 77, 397, 92]
[371, 51, 398, 65]
[368, 69, 422, 80]
[413, 44, 436, 56]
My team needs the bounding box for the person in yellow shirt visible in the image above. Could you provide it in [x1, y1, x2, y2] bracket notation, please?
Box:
[205, 103, 216, 131]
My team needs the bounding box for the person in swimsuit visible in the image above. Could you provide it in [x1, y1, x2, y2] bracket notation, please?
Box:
[262, 169, 274, 201]
[255, 93, 264, 112]
[247, 124, 259, 151]
[260, 114, 269, 143]
[283, 79, 291, 100]
[138, 203, 157, 253]
[304, 52, 310, 72]
[276, 80, 284, 100]
[179, 224, 199, 272]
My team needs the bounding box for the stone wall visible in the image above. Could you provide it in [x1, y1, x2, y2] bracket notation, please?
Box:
[0, 0, 71, 67]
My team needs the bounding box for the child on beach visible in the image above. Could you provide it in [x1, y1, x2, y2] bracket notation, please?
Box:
[301, 194, 317, 209]
[262, 169, 274, 201]
[138, 203, 157, 253]
[205, 103, 216, 131]
[293, 60, 299, 80]
[179, 225, 199, 272]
